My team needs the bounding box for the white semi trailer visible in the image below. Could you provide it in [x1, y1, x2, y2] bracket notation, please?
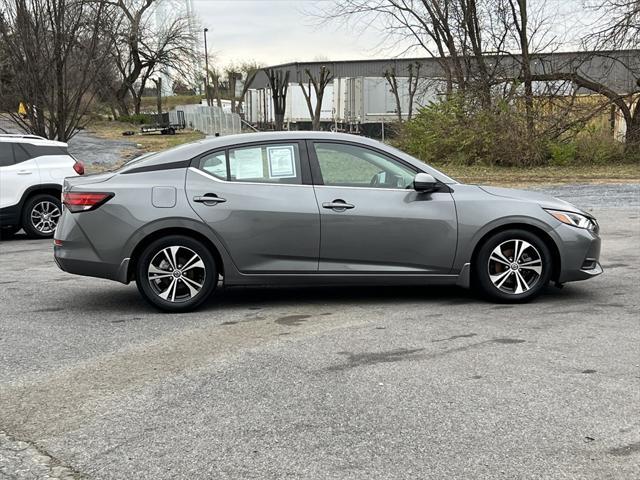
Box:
[244, 76, 439, 136]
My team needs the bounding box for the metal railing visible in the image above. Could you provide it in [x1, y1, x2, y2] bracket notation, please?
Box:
[169, 105, 241, 136]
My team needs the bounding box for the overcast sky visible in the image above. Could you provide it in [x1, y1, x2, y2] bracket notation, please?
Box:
[191, 0, 595, 68]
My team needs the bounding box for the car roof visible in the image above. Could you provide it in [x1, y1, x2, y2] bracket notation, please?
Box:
[0, 134, 68, 148]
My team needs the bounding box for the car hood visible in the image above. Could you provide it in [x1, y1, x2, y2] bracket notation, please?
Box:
[478, 186, 591, 216]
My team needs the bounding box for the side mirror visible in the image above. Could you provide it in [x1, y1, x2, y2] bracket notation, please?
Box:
[413, 172, 438, 192]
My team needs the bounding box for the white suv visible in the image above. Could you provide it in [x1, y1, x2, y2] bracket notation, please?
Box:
[0, 134, 84, 238]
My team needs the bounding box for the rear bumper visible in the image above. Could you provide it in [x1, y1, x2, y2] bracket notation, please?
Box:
[53, 209, 130, 284]
[54, 248, 130, 284]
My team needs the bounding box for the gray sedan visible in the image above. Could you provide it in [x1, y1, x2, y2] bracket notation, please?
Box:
[53, 132, 602, 312]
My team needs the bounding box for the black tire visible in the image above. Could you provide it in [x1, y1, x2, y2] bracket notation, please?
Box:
[21, 193, 62, 239]
[135, 235, 217, 312]
[474, 229, 552, 303]
[0, 225, 20, 239]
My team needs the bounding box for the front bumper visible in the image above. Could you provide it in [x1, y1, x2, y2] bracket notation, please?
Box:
[555, 222, 603, 283]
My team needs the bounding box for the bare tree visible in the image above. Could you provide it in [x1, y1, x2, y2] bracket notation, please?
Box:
[207, 67, 223, 108]
[298, 66, 333, 130]
[0, 0, 111, 140]
[320, 0, 508, 102]
[101, 0, 196, 116]
[384, 67, 403, 122]
[585, 0, 640, 50]
[266, 68, 290, 131]
[384, 61, 422, 122]
[234, 61, 261, 118]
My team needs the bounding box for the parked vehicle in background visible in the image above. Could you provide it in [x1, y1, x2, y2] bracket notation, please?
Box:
[53, 132, 602, 312]
[0, 134, 84, 238]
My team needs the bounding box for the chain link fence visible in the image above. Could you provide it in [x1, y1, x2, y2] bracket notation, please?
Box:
[169, 105, 241, 136]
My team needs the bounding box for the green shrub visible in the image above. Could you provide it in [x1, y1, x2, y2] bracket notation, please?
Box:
[574, 127, 625, 164]
[117, 114, 148, 125]
[397, 96, 631, 168]
[547, 141, 577, 166]
[398, 96, 544, 167]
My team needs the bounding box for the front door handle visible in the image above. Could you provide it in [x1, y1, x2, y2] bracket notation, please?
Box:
[322, 199, 354, 211]
[193, 194, 227, 205]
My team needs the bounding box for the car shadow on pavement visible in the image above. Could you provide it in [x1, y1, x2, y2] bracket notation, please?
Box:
[199, 283, 597, 311]
[44, 280, 599, 315]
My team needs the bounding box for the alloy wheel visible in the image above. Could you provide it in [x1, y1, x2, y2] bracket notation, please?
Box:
[30, 201, 61, 235]
[487, 239, 543, 295]
[147, 246, 206, 303]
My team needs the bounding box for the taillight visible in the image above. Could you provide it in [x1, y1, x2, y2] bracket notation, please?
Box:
[73, 161, 85, 175]
[62, 192, 113, 213]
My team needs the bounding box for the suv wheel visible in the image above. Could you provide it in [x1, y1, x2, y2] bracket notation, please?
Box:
[474, 229, 552, 302]
[135, 235, 217, 312]
[22, 194, 62, 239]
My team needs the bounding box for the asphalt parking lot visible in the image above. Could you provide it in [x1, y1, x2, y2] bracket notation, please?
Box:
[0, 184, 639, 479]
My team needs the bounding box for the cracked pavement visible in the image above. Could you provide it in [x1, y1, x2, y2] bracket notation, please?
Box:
[0, 184, 638, 479]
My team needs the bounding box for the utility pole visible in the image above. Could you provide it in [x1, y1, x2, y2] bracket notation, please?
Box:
[203, 27, 210, 106]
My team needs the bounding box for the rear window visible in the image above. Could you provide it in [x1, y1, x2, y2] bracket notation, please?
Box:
[21, 144, 67, 158]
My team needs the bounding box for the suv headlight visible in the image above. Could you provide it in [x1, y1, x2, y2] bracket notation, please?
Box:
[545, 209, 598, 232]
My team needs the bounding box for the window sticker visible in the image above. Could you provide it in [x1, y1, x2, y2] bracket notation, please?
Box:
[233, 148, 264, 179]
[267, 145, 296, 178]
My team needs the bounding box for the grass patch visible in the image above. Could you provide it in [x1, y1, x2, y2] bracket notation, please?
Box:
[436, 163, 640, 187]
[139, 95, 203, 112]
[86, 120, 205, 153]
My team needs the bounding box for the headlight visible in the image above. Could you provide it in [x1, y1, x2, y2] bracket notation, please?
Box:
[545, 209, 598, 231]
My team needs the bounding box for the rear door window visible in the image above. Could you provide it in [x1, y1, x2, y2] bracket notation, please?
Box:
[229, 143, 302, 184]
[196, 143, 306, 185]
[198, 151, 227, 180]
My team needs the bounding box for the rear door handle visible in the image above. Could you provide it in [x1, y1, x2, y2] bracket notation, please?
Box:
[322, 200, 354, 211]
[193, 194, 226, 205]
[17, 170, 32, 175]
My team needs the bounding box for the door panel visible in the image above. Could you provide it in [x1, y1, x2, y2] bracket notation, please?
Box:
[314, 186, 457, 272]
[0, 144, 40, 209]
[185, 142, 320, 273]
[309, 141, 457, 273]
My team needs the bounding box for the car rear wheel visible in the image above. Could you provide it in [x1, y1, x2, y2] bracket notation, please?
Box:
[22, 194, 62, 239]
[474, 229, 552, 302]
[135, 235, 217, 312]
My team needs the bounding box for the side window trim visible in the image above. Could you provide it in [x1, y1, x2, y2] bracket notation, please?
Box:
[192, 140, 313, 185]
[307, 140, 418, 188]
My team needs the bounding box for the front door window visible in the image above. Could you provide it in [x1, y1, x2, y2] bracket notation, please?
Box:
[313, 142, 415, 189]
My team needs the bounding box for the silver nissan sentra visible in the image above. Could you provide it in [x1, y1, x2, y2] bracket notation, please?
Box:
[53, 131, 602, 312]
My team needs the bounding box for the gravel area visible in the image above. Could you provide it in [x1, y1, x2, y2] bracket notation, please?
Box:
[0, 116, 138, 168]
[535, 183, 640, 209]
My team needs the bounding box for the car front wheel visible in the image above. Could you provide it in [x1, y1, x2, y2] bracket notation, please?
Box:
[135, 235, 217, 312]
[475, 229, 552, 302]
